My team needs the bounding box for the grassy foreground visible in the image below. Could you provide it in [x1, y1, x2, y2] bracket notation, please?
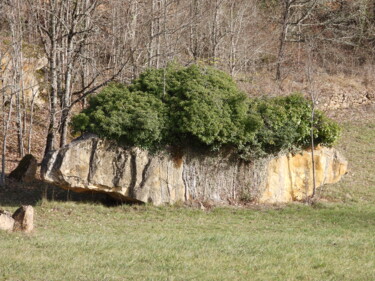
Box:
[1, 108, 375, 281]
[1, 202, 375, 281]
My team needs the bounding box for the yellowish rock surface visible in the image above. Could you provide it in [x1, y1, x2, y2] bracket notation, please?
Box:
[260, 146, 347, 203]
[43, 136, 347, 205]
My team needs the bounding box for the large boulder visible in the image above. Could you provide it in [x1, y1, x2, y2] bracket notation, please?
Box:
[42, 135, 347, 205]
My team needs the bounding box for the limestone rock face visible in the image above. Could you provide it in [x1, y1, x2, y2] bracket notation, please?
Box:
[259, 147, 347, 203]
[43, 135, 347, 205]
[0, 56, 47, 106]
[43, 135, 184, 205]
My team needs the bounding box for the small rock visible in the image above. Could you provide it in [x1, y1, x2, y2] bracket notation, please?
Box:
[0, 212, 15, 232]
[345, 193, 353, 200]
[12, 205, 34, 233]
[9, 154, 38, 182]
[366, 92, 375, 100]
[199, 202, 206, 211]
[0, 209, 12, 217]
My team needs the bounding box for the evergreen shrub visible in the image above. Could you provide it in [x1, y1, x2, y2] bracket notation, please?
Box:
[72, 64, 340, 159]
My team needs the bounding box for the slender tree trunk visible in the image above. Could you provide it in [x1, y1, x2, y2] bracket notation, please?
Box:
[210, 0, 219, 63]
[189, 0, 200, 61]
[310, 106, 316, 200]
[306, 43, 317, 203]
[27, 89, 37, 154]
[229, 2, 236, 76]
[1, 90, 14, 187]
[130, 0, 139, 79]
[43, 1, 59, 159]
[148, 0, 156, 67]
[60, 35, 74, 148]
[276, 1, 290, 81]
[162, 0, 167, 96]
[9, 0, 25, 157]
[18, 0, 26, 158]
[155, 1, 161, 69]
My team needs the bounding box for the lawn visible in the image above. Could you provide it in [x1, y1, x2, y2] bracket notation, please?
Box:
[1, 109, 375, 281]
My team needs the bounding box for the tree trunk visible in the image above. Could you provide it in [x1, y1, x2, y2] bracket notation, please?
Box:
[27, 89, 37, 154]
[59, 33, 74, 148]
[1, 90, 14, 187]
[148, 0, 156, 67]
[276, 1, 290, 81]
[43, 1, 59, 159]
[189, 0, 200, 61]
[9, 0, 25, 157]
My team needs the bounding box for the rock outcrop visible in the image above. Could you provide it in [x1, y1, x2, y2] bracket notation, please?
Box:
[42, 135, 347, 205]
[0, 56, 47, 106]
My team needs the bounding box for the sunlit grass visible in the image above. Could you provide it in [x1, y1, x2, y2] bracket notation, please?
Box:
[321, 119, 375, 204]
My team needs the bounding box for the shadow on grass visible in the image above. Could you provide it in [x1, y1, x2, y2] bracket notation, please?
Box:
[0, 176, 123, 208]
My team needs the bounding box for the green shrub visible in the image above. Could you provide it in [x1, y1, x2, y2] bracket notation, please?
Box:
[252, 94, 313, 154]
[313, 112, 341, 146]
[72, 83, 167, 149]
[130, 64, 251, 148]
[71, 64, 341, 159]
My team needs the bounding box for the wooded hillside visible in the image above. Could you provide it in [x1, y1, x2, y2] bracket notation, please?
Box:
[1, 0, 375, 184]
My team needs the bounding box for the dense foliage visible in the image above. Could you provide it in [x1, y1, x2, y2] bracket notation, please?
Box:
[72, 84, 167, 149]
[72, 64, 340, 159]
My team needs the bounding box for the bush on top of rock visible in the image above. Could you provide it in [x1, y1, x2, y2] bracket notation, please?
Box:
[71, 64, 340, 159]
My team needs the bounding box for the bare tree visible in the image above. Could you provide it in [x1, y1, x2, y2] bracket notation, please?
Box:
[8, 0, 25, 157]
[275, 0, 317, 80]
[31, 0, 61, 160]
[0, 0, 29, 186]
[0, 46, 14, 187]
[31, 0, 130, 160]
[225, 0, 250, 76]
[188, 0, 201, 62]
[57, 0, 100, 147]
[305, 40, 317, 202]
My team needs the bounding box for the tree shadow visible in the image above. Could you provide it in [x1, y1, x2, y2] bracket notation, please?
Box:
[0, 176, 122, 208]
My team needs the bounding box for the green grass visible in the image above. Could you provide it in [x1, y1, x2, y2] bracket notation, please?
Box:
[321, 118, 375, 204]
[1, 113, 375, 281]
[1, 202, 375, 281]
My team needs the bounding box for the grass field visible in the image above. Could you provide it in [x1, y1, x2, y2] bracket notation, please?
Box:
[1, 107, 375, 281]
